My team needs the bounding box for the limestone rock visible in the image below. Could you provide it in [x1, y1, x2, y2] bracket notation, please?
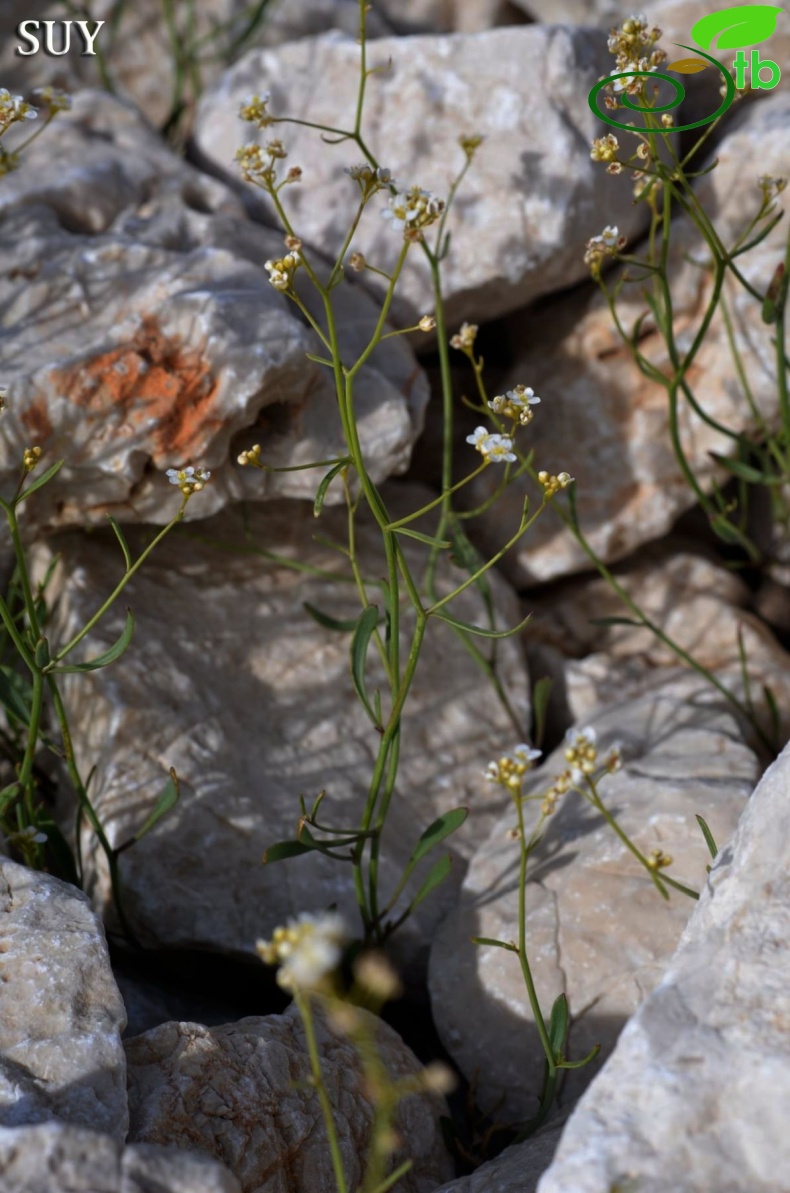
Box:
[525, 544, 790, 742]
[0, 93, 428, 531]
[0, 1, 393, 131]
[433, 1121, 565, 1193]
[193, 26, 649, 328]
[460, 90, 790, 583]
[428, 676, 758, 1123]
[33, 487, 529, 971]
[126, 1004, 453, 1193]
[375, 0, 512, 33]
[0, 1122, 241, 1193]
[538, 738, 790, 1193]
[0, 858, 128, 1138]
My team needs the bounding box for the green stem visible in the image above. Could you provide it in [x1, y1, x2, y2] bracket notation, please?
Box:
[295, 993, 348, 1193]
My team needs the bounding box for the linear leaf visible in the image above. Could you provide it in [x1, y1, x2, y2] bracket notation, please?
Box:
[135, 770, 180, 841]
[394, 528, 452, 548]
[407, 853, 452, 912]
[432, 609, 532, 639]
[16, 459, 65, 504]
[557, 1043, 601, 1071]
[107, 515, 132, 571]
[51, 610, 134, 672]
[350, 605, 381, 726]
[695, 814, 719, 860]
[303, 602, 360, 632]
[410, 807, 468, 864]
[532, 675, 553, 749]
[470, 936, 518, 952]
[313, 460, 348, 517]
[0, 665, 31, 725]
[263, 839, 314, 863]
[708, 452, 782, 484]
[549, 993, 570, 1058]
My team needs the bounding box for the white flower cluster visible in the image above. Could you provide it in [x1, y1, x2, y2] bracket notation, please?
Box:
[239, 92, 274, 127]
[466, 426, 516, 464]
[265, 250, 301, 291]
[345, 163, 395, 192]
[484, 743, 543, 786]
[382, 185, 445, 238]
[166, 465, 211, 495]
[257, 911, 347, 992]
[488, 385, 541, 426]
[0, 88, 37, 133]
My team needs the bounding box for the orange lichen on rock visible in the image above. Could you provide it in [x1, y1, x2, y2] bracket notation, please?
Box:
[50, 315, 223, 459]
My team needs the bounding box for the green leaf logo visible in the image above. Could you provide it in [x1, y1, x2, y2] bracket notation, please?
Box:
[691, 4, 783, 51]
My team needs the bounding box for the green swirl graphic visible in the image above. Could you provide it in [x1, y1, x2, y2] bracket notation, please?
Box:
[588, 44, 736, 133]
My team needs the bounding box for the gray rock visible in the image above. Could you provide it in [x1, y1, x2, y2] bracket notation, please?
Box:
[0, 93, 428, 531]
[538, 738, 790, 1193]
[0, 1122, 241, 1192]
[0, 0, 393, 131]
[0, 858, 128, 1138]
[33, 486, 529, 971]
[526, 544, 790, 742]
[126, 1003, 454, 1193]
[460, 90, 790, 583]
[429, 676, 758, 1123]
[433, 1121, 566, 1193]
[193, 25, 649, 328]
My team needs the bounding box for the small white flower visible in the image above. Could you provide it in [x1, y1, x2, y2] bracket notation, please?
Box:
[466, 426, 491, 452]
[566, 725, 597, 748]
[513, 743, 542, 766]
[601, 225, 620, 247]
[482, 433, 516, 464]
[166, 465, 211, 494]
[257, 911, 347, 992]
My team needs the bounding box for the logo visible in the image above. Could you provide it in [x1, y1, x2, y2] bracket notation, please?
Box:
[588, 4, 783, 132]
[15, 21, 105, 57]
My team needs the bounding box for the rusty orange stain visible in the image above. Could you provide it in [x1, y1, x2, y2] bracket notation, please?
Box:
[50, 315, 222, 459]
[20, 397, 54, 441]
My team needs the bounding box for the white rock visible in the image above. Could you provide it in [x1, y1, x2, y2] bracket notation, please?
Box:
[0, 858, 127, 1137]
[429, 676, 758, 1123]
[526, 545, 790, 743]
[0, 1122, 241, 1192]
[193, 26, 650, 328]
[538, 737, 790, 1193]
[0, 93, 428, 531]
[34, 487, 529, 971]
[126, 1004, 453, 1193]
[460, 90, 790, 583]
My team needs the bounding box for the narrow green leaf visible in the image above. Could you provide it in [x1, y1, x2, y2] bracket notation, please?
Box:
[50, 609, 134, 672]
[708, 452, 781, 484]
[432, 609, 532, 639]
[763, 683, 780, 745]
[118, 770, 180, 852]
[557, 1043, 601, 1070]
[313, 460, 348, 517]
[303, 602, 360, 632]
[549, 993, 570, 1058]
[410, 807, 468, 865]
[470, 936, 518, 952]
[350, 605, 381, 726]
[0, 665, 31, 725]
[34, 637, 50, 668]
[107, 515, 132, 571]
[297, 822, 353, 859]
[16, 459, 65, 504]
[407, 853, 452, 912]
[310, 789, 327, 820]
[695, 814, 719, 860]
[263, 839, 314, 863]
[0, 781, 20, 811]
[532, 676, 553, 750]
[394, 527, 452, 549]
[305, 352, 335, 367]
